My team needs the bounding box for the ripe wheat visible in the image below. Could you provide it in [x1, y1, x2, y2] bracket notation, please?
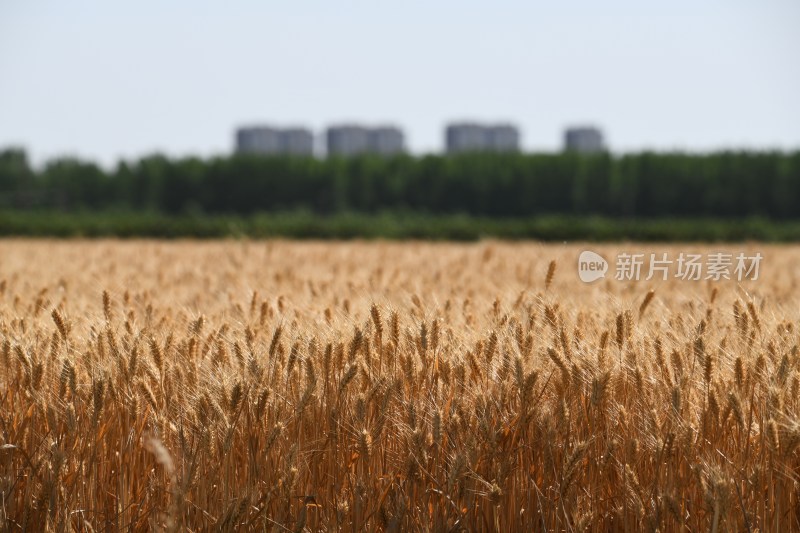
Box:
[0, 240, 797, 531]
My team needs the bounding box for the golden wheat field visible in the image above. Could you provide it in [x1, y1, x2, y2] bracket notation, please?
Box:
[1, 239, 799, 532]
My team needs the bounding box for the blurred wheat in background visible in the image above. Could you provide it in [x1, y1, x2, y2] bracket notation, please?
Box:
[1, 240, 798, 531]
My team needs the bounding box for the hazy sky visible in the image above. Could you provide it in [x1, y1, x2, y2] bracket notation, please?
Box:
[1, 0, 798, 167]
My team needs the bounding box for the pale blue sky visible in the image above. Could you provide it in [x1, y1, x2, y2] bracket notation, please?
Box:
[1, 1, 798, 167]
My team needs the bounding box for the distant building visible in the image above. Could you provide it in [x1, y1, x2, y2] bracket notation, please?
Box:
[446, 123, 487, 153]
[326, 124, 405, 156]
[368, 126, 405, 155]
[487, 125, 520, 152]
[281, 128, 315, 156]
[326, 125, 370, 156]
[235, 126, 314, 156]
[445, 122, 520, 153]
[564, 126, 605, 153]
[236, 127, 281, 154]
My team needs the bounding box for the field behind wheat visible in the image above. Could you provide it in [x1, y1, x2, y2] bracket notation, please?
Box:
[1, 240, 799, 532]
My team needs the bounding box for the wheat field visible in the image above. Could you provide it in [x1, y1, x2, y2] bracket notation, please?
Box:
[1, 240, 799, 532]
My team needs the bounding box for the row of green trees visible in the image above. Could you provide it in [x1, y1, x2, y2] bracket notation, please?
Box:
[2, 148, 799, 218]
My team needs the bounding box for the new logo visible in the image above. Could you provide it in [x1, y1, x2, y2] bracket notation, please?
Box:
[578, 250, 608, 283]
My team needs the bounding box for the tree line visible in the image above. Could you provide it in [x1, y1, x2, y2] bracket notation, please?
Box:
[1, 147, 799, 218]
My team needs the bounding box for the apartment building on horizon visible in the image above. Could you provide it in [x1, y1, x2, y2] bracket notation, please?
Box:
[326, 124, 405, 156]
[564, 126, 605, 153]
[445, 122, 520, 154]
[235, 126, 314, 156]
